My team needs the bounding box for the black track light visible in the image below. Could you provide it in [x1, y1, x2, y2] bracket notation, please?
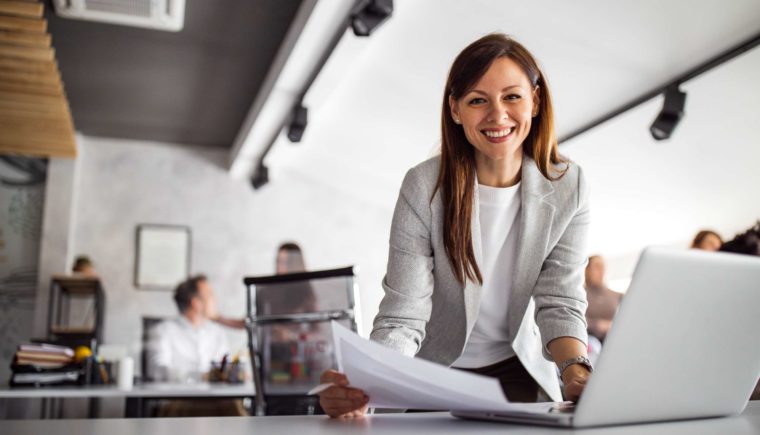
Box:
[351, 0, 393, 37]
[250, 163, 269, 190]
[287, 103, 308, 143]
[650, 86, 687, 141]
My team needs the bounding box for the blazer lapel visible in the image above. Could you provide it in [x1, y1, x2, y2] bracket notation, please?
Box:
[508, 159, 556, 337]
[463, 181, 484, 337]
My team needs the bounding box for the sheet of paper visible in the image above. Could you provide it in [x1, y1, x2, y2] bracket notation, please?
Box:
[331, 322, 556, 413]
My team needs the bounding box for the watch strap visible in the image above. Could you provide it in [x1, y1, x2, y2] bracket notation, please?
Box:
[559, 355, 593, 375]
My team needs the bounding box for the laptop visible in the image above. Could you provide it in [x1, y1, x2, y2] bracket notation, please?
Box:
[453, 247, 760, 427]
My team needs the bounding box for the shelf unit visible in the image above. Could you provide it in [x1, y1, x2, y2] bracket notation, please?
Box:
[46, 275, 105, 349]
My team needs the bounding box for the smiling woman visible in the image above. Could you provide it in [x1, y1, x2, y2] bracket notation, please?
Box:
[319, 33, 591, 418]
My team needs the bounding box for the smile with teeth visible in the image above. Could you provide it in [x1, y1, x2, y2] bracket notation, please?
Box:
[482, 127, 514, 138]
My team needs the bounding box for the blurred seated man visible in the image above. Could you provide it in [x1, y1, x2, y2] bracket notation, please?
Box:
[147, 276, 247, 416]
[690, 229, 723, 251]
[584, 255, 622, 342]
[147, 275, 229, 382]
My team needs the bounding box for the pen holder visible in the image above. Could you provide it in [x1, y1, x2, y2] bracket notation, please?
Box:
[209, 360, 244, 383]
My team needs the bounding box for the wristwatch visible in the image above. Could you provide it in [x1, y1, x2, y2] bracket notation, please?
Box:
[559, 356, 594, 376]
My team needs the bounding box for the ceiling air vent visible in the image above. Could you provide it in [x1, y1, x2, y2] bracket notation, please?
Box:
[52, 0, 185, 32]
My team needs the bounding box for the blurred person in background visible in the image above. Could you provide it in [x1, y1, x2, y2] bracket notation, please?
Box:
[584, 255, 622, 343]
[72, 255, 97, 277]
[690, 230, 723, 251]
[719, 222, 759, 256]
[148, 275, 228, 382]
[213, 242, 315, 330]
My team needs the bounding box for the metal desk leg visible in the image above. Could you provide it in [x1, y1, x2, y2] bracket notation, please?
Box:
[88, 397, 100, 418]
[125, 397, 142, 418]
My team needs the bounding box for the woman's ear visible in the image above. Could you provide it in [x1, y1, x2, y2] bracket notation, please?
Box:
[532, 86, 541, 117]
[449, 95, 461, 124]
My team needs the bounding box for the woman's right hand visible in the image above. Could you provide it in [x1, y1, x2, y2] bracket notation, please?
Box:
[318, 370, 369, 418]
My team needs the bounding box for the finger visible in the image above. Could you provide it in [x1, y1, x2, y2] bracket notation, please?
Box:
[347, 409, 367, 419]
[564, 383, 586, 402]
[324, 404, 366, 418]
[320, 370, 349, 385]
[320, 386, 366, 400]
[342, 405, 368, 419]
[322, 397, 369, 417]
[321, 397, 368, 413]
[321, 398, 367, 409]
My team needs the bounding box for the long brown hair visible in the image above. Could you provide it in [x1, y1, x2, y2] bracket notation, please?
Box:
[435, 33, 567, 285]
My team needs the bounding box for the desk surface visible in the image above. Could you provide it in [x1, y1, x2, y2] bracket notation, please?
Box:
[0, 382, 255, 399]
[2, 401, 760, 435]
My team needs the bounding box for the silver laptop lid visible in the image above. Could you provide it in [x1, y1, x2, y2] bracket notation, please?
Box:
[574, 247, 760, 427]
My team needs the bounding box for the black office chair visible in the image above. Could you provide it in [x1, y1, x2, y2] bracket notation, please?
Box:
[243, 266, 359, 416]
[140, 316, 167, 382]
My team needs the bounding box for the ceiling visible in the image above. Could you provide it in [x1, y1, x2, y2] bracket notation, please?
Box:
[263, 0, 760, 205]
[252, 0, 760, 284]
[45, 0, 303, 148]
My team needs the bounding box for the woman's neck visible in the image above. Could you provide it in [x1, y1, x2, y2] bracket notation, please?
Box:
[475, 149, 523, 187]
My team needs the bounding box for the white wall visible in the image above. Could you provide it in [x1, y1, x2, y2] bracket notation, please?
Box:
[562, 45, 760, 286]
[70, 136, 394, 371]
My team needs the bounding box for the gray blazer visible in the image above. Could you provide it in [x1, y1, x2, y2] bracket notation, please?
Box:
[370, 155, 590, 401]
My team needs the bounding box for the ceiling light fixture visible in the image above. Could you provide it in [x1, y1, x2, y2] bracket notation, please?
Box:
[287, 103, 308, 143]
[351, 0, 393, 37]
[250, 163, 269, 190]
[649, 86, 687, 141]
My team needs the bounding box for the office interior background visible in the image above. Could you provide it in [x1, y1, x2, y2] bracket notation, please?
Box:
[1, 0, 759, 419]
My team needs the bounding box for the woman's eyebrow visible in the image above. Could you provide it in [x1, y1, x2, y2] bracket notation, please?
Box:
[467, 85, 524, 96]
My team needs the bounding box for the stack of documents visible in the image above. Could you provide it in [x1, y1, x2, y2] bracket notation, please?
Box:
[330, 322, 554, 413]
[10, 343, 81, 387]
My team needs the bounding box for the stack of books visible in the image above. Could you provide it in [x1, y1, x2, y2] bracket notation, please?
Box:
[10, 344, 82, 386]
[15, 344, 74, 367]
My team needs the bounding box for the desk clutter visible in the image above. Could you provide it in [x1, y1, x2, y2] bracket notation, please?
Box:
[208, 354, 245, 384]
[9, 343, 113, 387]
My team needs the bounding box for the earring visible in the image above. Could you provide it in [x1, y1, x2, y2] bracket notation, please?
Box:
[453, 117, 461, 124]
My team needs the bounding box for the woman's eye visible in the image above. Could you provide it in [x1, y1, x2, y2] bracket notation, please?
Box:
[505, 94, 521, 101]
[468, 97, 486, 105]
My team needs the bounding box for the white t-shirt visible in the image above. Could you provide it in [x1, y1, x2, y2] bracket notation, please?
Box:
[147, 316, 229, 382]
[452, 182, 521, 368]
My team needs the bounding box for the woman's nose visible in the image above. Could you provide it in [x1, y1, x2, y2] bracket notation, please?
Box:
[487, 101, 509, 123]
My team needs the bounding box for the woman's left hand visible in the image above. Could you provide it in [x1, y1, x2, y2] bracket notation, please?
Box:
[561, 365, 590, 402]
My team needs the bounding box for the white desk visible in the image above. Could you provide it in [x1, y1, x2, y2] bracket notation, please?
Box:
[0, 383, 255, 418]
[0, 382, 255, 399]
[2, 402, 760, 434]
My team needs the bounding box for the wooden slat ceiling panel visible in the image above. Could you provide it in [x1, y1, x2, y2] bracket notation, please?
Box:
[0, 1, 43, 19]
[0, 0, 75, 158]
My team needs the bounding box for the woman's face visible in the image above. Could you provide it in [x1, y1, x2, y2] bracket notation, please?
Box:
[450, 56, 539, 162]
[696, 234, 722, 251]
[276, 249, 304, 274]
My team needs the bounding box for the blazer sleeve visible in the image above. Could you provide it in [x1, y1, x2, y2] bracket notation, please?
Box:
[533, 165, 590, 359]
[369, 168, 435, 357]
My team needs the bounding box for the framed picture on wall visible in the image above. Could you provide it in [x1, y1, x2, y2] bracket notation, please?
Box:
[135, 224, 191, 290]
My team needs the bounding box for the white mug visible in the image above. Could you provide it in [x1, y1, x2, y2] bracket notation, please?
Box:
[117, 357, 134, 390]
